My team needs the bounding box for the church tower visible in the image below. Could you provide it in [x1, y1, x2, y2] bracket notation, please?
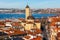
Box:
[25, 5, 30, 20]
[25, 0, 35, 30]
[25, 5, 34, 20]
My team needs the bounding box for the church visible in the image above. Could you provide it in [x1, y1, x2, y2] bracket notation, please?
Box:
[22, 5, 41, 30]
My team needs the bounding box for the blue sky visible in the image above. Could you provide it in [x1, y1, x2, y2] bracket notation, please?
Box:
[0, 0, 60, 9]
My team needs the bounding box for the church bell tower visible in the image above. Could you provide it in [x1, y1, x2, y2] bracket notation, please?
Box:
[25, 5, 30, 20]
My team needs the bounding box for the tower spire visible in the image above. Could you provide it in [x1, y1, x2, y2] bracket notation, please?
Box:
[25, 0, 34, 20]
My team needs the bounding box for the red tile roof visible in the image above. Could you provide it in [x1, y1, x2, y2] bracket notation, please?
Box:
[24, 36, 31, 39]
[5, 20, 11, 22]
[18, 18, 25, 21]
[12, 22, 21, 26]
[0, 22, 5, 25]
[57, 32, 60, 37]
[22, 21, 26, 23]
[27, 22, 34, 24]
[3, 28, 26, 36]
[31, 36, 42, 40]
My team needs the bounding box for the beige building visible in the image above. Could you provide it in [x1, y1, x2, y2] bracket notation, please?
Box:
[34, 19, 41, 29]
[25, 5, 31, 20]
[24, 5, 41, 30]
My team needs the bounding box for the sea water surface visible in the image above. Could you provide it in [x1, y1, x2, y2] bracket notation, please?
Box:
[0, 13, 57, 19]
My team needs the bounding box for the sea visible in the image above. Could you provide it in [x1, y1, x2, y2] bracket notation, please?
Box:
[0, 13, 57, 19]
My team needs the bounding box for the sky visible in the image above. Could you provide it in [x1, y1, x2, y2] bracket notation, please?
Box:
[0, 0, 60, 9]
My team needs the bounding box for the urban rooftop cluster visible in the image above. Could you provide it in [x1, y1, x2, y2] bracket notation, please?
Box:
[0, 5, 60, 40]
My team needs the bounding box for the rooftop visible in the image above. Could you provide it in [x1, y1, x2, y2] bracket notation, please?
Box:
[26, 5, 29, 8]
